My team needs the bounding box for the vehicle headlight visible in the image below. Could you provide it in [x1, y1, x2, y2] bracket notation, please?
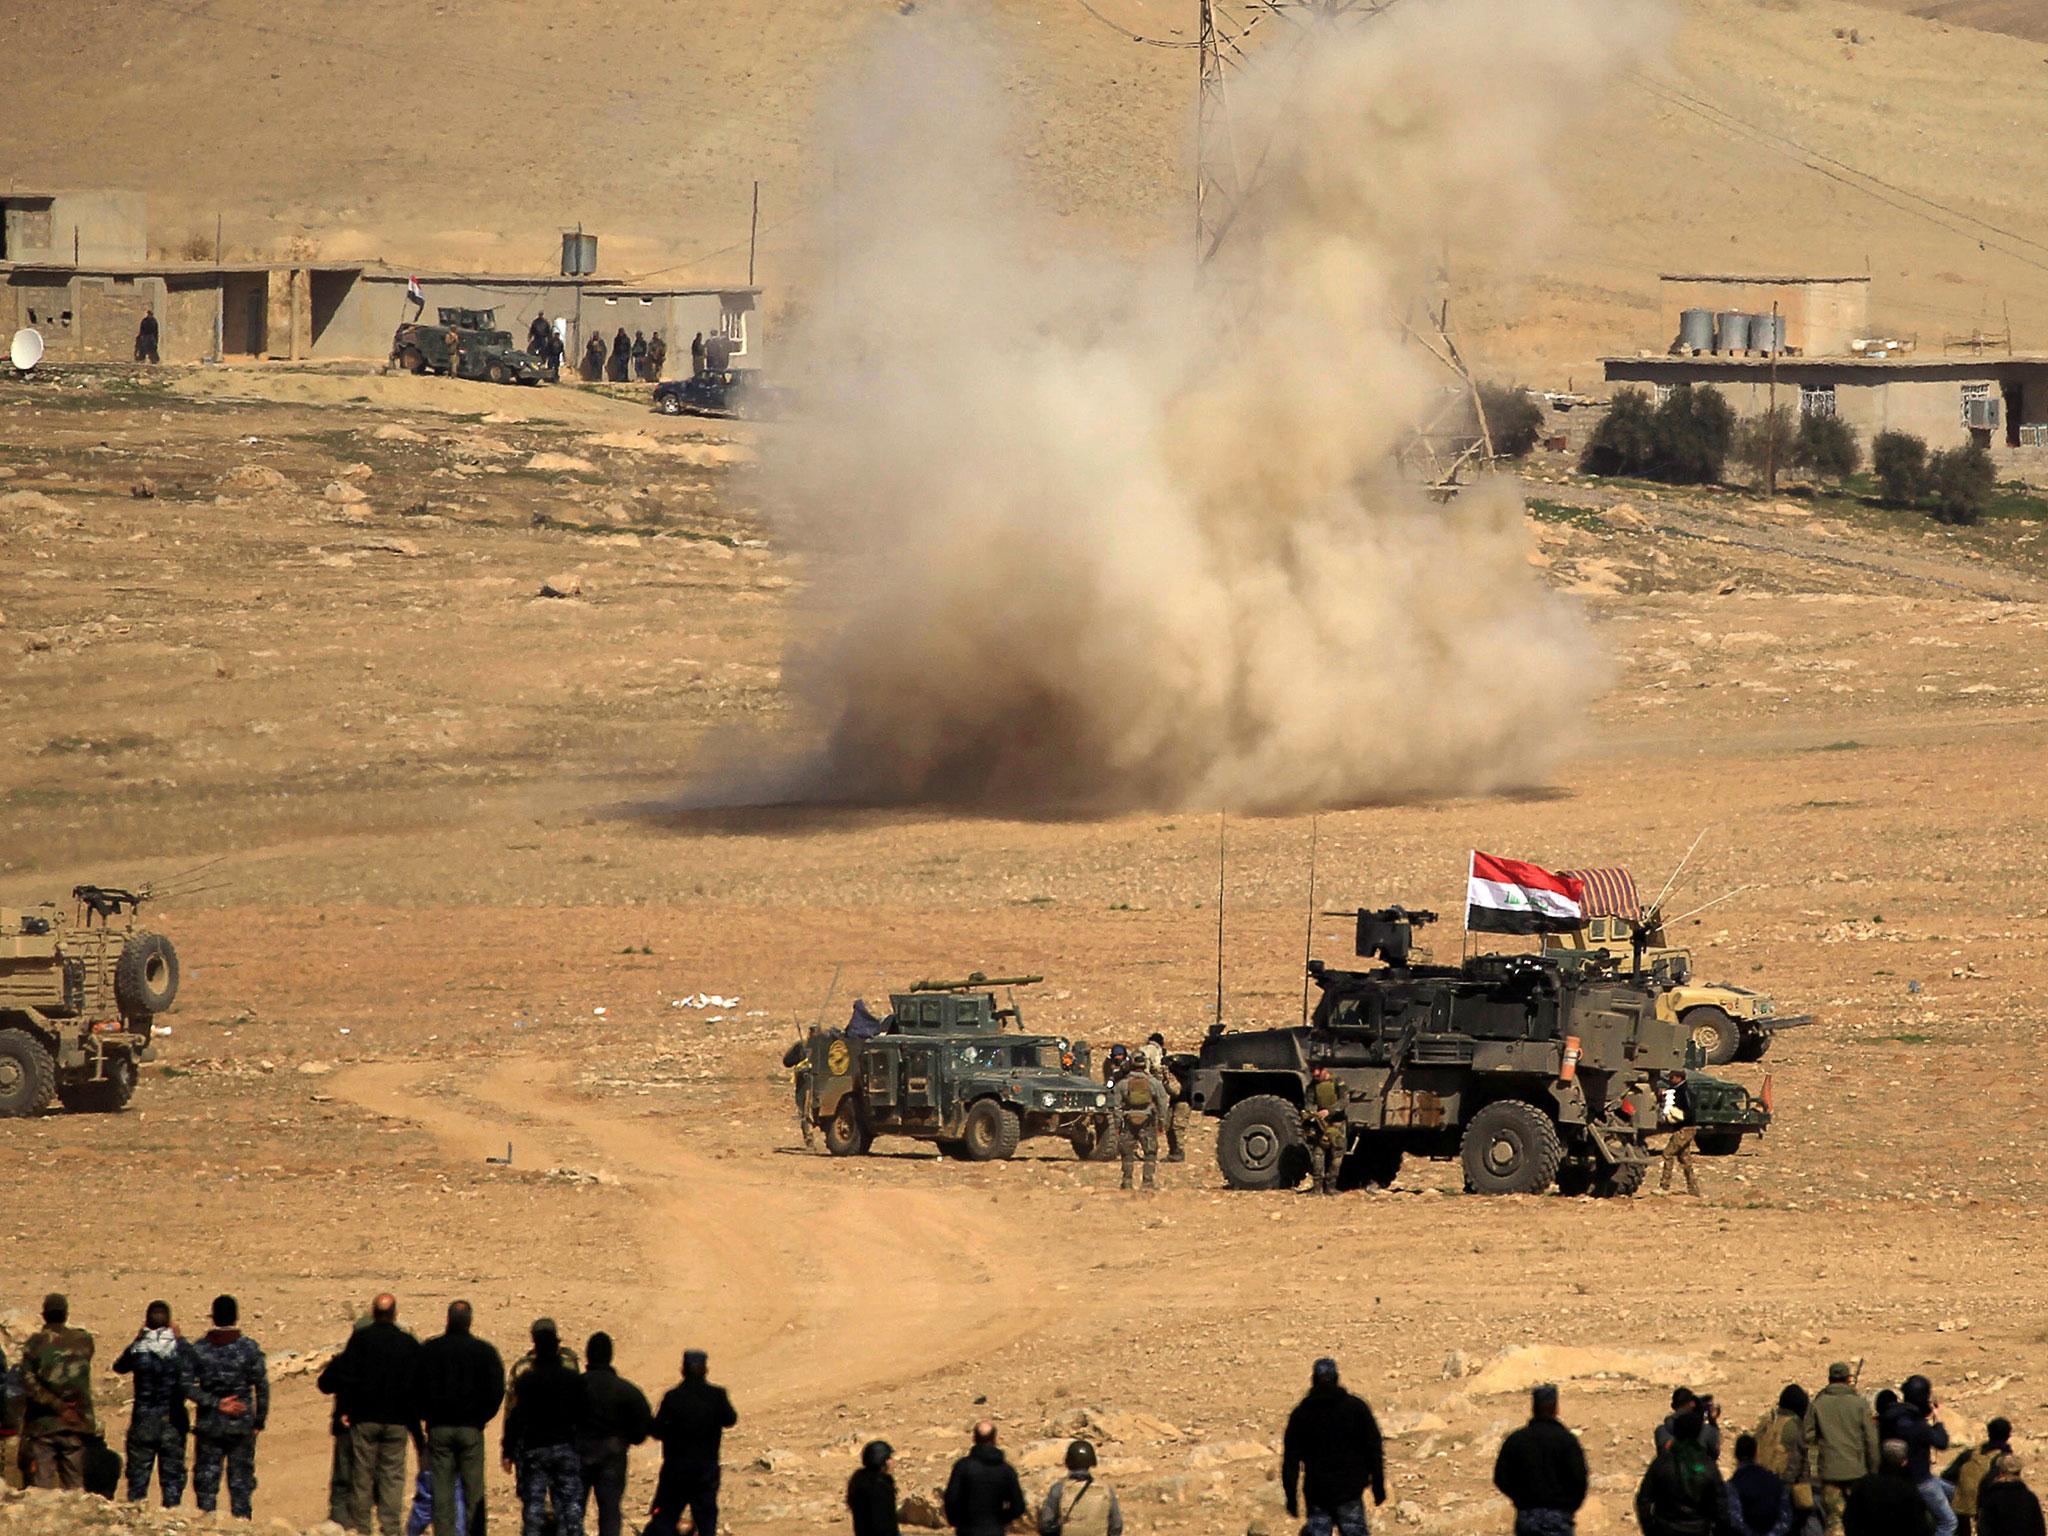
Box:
[1093, 1093, 1107, 1108]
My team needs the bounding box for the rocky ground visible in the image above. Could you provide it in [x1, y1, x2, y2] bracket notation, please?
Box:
[5, 366, 2048, 1535]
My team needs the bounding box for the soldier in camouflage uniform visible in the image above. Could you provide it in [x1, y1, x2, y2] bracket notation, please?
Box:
[188, 1294, 269, 1519]
[1143, 1033, 1193, 1163]
[1113, 1063, 1167, 1193]
[113, 1300, 198, 1506]
[20, 1293, 97, 1491]
[1301, 1067, 1347, 1195]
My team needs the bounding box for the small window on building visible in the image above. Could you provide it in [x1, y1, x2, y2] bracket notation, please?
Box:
[1652, 382, 1676, 405]
[718, 310, 748, 356]
[1800, 384, 1835, 418]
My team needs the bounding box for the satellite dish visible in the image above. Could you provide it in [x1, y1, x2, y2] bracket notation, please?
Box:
[11, 328, 45, 371]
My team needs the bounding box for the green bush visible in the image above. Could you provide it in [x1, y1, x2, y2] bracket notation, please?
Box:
[1927, 442, 1996, 524]
[1580, 384, 1733, 483]
[1733, 406, 1796, 484]
[1794, 412, 1861, 481]
[1871, 431, 1929, 504]
[1580, 387, 1657, 477]
[1477, 383, 1548, 459]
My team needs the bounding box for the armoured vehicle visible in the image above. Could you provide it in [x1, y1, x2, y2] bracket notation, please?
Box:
[1186, 907, 1771, 1197]
[1542, 914, 1811, 1065]
[390, 307, 547, 385]
[791, 974, 1114, 1161]
[0, 885, 177, 1116]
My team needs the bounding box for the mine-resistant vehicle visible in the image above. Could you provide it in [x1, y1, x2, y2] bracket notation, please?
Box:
[1186, 907, 1770, 1197]
[0, 885, 178, 1116]
[790, 974, 1114, 1161]
[390, 307, 547, 385]
[1542, 913, 1810, 1066]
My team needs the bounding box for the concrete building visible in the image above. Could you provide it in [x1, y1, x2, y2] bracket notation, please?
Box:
[1603, 274, 2048, 473]
[2, 260, 760, 373]
[0, 190, 148, 265]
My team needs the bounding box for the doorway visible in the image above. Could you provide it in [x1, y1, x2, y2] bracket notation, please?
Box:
[2004, 380, 2024, 447]
[220, 273, 269, 356]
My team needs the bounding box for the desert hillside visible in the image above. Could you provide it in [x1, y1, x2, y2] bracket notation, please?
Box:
[6, 0, 2048, 379]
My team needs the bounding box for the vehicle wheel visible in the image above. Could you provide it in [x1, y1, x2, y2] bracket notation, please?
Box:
[1460, 1099, 1563, 1196]
[1553, 1159, 1596, 1198]
[115, 931, 179, 1020]
[823, 1097, 872, 1157]
[486, 361, 510, 385]
[399, 347, 426, 374]
[960, 1099, 1022, 1161]
[1216, 1094, 1307, 1190]
[1694, 1129, 1744, 1157]
[57, 1051, 138, 1113]
[1336, 1135, 1402, 1190]
[1593, 1159, 1647, 1198]
[1735, 1030, 1771, 1063]
[1684, 1006, 1742, 1067]
[658, 394, 685, 416]
[0, 1029, 58, 1117]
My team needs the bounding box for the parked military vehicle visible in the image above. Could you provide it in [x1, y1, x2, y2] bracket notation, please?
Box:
[0, 885, 177, 1116]
[1186, 906, 1771, 1197]
[792, 974, 1114, 1161]
[390, 307, 547, 385]
[1542, 913, 1810, 1065]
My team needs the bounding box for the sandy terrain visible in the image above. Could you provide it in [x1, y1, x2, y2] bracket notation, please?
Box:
[8, 0, 2048, 381]
[4, 365, 2048, 1534]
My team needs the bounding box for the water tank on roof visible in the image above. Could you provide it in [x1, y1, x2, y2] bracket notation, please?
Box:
[1679, 309, 1714, 352]
[1751, 312, 1781, 353]
[561, 232, 598, 277]
[1715, 311, 1751, 353]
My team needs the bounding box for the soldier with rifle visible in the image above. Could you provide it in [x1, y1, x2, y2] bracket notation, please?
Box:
[1302, 1067, 1347, 1195]
[1112, 1062, 1166, 1193]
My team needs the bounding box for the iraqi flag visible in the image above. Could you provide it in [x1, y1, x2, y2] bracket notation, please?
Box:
[1466, 851, 1586, 935]
[406, 275, 425, 306]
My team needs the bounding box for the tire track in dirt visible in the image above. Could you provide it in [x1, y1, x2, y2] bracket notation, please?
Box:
[334, 1057, 1056, 1412]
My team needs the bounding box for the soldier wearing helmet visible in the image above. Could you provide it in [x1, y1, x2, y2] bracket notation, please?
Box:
[1301, 1067, 1347, 1195]
[1658, 1070, 1699, 1197]
[1036, 1438, 1122, 1536]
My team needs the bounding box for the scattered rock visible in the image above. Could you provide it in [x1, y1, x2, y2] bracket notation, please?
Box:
[218, 464, 288, 492]
[322, 480, 369, 505]
[297, 1061, 335, 1076]
[527, 452, 596, 473]
[0, 490, 69, 517]
[897, 1493, 946, 1529]
[1395, 1500, 1425, 1526]
[339, 461, 375, 481]
[538, 572, 584, 600]
[130, 478, 157, 499]
[1443, 1350, 1471, 1379]
[371, 425, 426, 443]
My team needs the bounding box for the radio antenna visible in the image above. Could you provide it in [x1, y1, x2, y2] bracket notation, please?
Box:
[1647, 826, 1709, 922]
[1213, 810, 1227, 1031]
[1299, 814, 1320, 1025]
[1665, 884, 1753, 927]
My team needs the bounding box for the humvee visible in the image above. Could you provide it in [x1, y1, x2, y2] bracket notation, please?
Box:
[1543, 914, 1811, 1065]
[1186, 907, 1771, 1197]
[794, 975, 1115, 1161]
[390, 307, 547, 385]
[0, 885, 177, 1116]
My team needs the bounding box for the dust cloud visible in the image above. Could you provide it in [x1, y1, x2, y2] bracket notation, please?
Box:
[741, 0, 1667, 816]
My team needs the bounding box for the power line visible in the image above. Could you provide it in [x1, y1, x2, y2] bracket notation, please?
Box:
[1068, 0, 1199, 47]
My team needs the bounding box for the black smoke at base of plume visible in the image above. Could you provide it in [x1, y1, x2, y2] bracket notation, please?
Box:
[687, 0, 1664, 817]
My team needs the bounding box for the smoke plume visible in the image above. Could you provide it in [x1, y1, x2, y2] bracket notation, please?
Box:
[745, 0, 1664, 815]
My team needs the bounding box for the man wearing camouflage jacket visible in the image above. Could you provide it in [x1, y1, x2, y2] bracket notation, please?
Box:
[19, 1292, 97, 1491]
[113, 1299, 199, 1505]
[189, 1294, 270, 1519]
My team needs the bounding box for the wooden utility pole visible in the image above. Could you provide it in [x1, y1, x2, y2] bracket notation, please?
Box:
[748, 180, 760, 287]
[1766, 298, 1781, 498]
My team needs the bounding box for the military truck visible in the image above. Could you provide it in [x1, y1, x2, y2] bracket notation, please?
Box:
[390, 308, 547, 385]
[1542, 913, 1810, 1066]
[1185, 907, 1770, 1197]
[0, 885, 177, 1116]
[794, 974, 1115, 1161]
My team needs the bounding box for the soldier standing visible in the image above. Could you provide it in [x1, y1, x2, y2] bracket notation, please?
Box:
[1659, 1071, 1700, 1196]
[583, 335, 607, 381]
[333, 1293, 423, 1536]
[646, 1350, 737, 1536]
[1302, 1067, 1347, 1195]
[188, 1294, 269, 1520]
[114, 1299, 197, 1506]
[1113, 1063, 1166, 1193]
[417, 1301, 504, 1536]
[1493, 1385, 1588, 1536]
[135, 311, 160, 365]
[1808, 1362, 1881, 1536]
[502, 1320, 586, 1536]
[1282, 1357, 1386, 1536]
[577, 1332, 652, 1536]
[690, 332, 706, 376]
[19, 1292, 97, 1491]
[445, 324, 462, 380]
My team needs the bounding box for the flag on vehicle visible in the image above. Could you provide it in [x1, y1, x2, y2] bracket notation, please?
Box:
[406, 276, 424, 306]
[1466, 851, 1585, 934]
[1561, 866, 1640, 922]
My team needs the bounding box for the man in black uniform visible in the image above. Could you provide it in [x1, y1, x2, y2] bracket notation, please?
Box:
[646, 1350, 736, 1536]
[1494, 1385, 1589, 1536]
[943, 1421, 1024, 1536]
[576, 1334, 650, 1536]
[330, 1293, 422, 1536]
[606, 330, 631, 383]
[501, 1322, 586, 1536]
[135, 312, 160, 366]
[417, 1301, 504, 1536]
[690, 332, 706, 376]
[1283, 1357, 1385, 1536]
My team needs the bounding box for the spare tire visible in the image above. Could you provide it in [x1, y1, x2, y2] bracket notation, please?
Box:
[114, 931, 179, 1020]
